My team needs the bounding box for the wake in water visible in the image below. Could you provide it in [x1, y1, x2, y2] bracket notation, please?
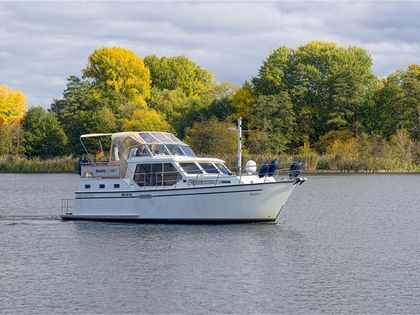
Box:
[0, 214, 61, 223]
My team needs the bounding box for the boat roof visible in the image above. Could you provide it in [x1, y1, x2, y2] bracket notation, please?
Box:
[81, 131, 188, 146]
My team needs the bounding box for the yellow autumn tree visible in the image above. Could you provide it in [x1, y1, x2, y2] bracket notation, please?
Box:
[122, 108, 171, 132]
[0, 84, 27, 124]
[83, 47, 151, 106]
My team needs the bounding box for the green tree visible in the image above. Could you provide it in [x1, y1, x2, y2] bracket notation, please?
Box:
[0, 123, 24, 155]
[148, 88, 192, 127]
[369, 65, 420, 140]
[22, 107, 68, 158]
[185, 118, 237, 156]
[230, 81, 256, 121]
[144, 55, 215, 97]
[252, 46, 292, 95]
[246, 93, 296, 154]
[51, 76, 118, 153]
[252, 41, 375, 145]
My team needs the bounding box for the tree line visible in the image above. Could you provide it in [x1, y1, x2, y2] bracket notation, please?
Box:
[0, 41, 419, 171]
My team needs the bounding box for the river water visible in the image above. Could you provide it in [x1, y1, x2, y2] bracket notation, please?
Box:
[0, 174, 419, 314]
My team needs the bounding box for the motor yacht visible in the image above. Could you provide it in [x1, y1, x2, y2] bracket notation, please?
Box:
[61, 127, 306, 223]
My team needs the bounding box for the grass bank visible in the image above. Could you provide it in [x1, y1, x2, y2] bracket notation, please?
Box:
[0, 155, 77, 173]
[0, 153, 418, 174]
[220, 153, 420, 173]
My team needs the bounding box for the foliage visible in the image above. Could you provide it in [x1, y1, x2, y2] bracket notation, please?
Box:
[185, 118, 237, 156]
[252, 46, 292, 95]
[247, 92, 296, 154]
[21, 107, 68, 158]
[0, 123, 24, 155]
[230, 81, 255, 121]
[144, 55, 215, 97]
[0, 84, 27, 125]
[367, 65, 420, 140]
[252, 41, 375, 144]
[83, 47, 151, 105]
[51, 76, 123, 154]
[1, 43, 418, 172]
[122, 108, 171, 132]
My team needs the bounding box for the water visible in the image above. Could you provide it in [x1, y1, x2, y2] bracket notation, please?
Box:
[0, 174, 419, 314]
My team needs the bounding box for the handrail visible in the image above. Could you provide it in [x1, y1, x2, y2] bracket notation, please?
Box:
[61, 199, 74, 215]
[79, 160, 304, 189]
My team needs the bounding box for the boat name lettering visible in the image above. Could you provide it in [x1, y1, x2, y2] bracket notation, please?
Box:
[121, 193, 132, 197]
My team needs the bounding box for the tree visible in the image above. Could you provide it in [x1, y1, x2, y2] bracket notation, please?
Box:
[230, 81, 256, 121]
[122, 108, 170, 132]
[144, 55, 215, 97]
[368, 65, 420, 140]
[252, 41, 375, 144]
[185, 118, 237, 157]
[83, 47, 151, 105]
[0, 123, 24, 155]
[252, 46, 292, 95]
[148, 88, 192, 128]
[247, 92, 296, 154]
[0, 84, 27, 125]
[21, 107, 68, 158]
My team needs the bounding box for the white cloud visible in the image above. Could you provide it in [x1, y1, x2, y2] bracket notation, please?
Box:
[0, 1, 418, 107]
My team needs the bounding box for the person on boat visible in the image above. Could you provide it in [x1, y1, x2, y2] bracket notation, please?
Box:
[77, 155, 88, 175]
[135, 144, 148, 156]
[150, 144, 159, 155]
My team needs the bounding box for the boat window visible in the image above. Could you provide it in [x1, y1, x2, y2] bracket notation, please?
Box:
[215, 163, 232, 175]
[134, 163, 180, 186]
[179, 162, 202, 174]
[179, 146, 196, 157]
[165, 133, 184, 145]
[138, 132, 160, 144]
[150, 144, 170, 156]
[163, 163, 180, 186]
[151, 132, 175, 144]
[199, 163, 219, 174]
[166, 144, 185, 156]
[134, 163, 163, 186]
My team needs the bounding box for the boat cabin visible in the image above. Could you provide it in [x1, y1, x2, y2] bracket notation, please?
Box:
[78, 132, 235, 191]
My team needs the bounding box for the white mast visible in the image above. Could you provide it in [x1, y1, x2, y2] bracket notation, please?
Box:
[237, 117, 242, 176]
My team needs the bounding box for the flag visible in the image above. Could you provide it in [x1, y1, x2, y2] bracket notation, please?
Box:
[96, 141, 104, 161]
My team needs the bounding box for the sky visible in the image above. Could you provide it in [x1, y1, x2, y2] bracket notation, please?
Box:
[0, 1, 419, 107]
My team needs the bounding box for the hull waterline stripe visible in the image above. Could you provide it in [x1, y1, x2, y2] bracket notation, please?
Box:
[75, 188, 263, 200]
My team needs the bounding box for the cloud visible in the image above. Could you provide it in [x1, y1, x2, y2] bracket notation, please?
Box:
[0, 1, 418, 107]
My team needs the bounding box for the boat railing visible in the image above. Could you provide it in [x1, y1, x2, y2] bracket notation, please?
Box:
[126, 162, 301, 190]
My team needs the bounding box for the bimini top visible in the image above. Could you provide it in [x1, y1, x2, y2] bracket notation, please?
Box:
[81, 131, 187, 146]
[80, 132, 195, 161]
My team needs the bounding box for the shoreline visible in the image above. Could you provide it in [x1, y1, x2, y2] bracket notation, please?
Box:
[1, 170, 418, 175]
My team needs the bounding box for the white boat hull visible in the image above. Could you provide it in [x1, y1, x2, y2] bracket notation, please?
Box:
[62, 181, 297, 223]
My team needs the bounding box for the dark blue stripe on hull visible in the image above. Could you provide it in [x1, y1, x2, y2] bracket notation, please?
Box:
[60, 216, 276, 224]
